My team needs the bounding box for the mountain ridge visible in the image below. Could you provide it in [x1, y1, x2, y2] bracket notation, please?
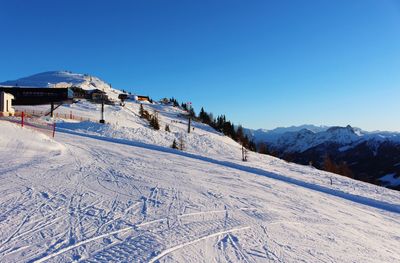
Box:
[246, 124, 400, 153]
[246, 125, 400, 189]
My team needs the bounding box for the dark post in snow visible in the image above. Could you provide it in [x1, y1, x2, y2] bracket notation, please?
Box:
[187, 101, 192, 133]
[100, 94, 105, 124]
[50, 102, 54, 118]
[21, 111, 24, 127]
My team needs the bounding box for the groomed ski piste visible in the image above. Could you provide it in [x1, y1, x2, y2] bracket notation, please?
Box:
[1, 92, 400, 262]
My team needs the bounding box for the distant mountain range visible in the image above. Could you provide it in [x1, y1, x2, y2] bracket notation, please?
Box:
[244, 125, 329, 146]
[245, 125, 400, 153]
[245, 125, 400, 190]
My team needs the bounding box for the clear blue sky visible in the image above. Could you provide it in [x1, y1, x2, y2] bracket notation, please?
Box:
[1, 0, 399, 131]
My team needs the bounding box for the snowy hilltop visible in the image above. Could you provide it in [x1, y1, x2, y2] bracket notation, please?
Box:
[0, 71, 400, 262]
[1, 70, 110, 90]
[0, 71, 123, 101]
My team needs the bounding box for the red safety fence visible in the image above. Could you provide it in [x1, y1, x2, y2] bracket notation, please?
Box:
[1, 109, 101, 138]
[14, 109, 97, 122]
[1, 112, 56, 138]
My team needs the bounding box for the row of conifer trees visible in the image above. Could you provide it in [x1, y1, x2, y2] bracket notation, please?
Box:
[142, 97, 265, 154]
[169, 97, 258, 152]
[168, 98, 356, 178]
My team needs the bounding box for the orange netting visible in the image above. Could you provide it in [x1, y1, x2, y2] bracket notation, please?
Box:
[1, 113, 55, 138]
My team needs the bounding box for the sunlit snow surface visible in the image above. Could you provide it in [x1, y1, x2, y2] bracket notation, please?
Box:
[1, 99, 400, 262]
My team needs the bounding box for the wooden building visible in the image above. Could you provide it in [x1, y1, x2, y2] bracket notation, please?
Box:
[137, 95, 150, 102]
[0, 92, 15, 116]
[0, 87, 73, 105]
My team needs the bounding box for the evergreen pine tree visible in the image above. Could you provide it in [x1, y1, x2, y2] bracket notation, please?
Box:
[229, 124, 237, 140]
[165, 124, 171, 132]
[150, 115, 160, 130]
[222, 120, 232, 136]
[242, 135, 250, 148]
[236, 125, 244, 143]
[248, 140, 257, 152]
[189, 107, 196, 118]
[338, 161, 353, 178]
[172, 139, 178, 149]
[181, 103, 187, 111]
[199, 107, 206, 122]
[170, 97, 179, 107]
[323, 155, 338, 174]
[257, 142, 268, 154]
[139, 104, 144, 118]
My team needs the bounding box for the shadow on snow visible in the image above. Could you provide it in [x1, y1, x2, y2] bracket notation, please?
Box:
[58, 128, 400, 215]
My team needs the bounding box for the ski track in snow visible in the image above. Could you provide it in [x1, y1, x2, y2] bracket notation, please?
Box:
[57, 128, 400, 214]
[148, 226, 251, 263]
[1, 98, 400, 262]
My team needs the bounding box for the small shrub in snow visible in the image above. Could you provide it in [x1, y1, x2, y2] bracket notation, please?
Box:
[179, 136, 185, 151]
[139, 104, 145, 118]
[150, 116, 160, 130]
[172, 139, 178, 149]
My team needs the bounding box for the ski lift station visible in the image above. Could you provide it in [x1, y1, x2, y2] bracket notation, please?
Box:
[0, 86, 74, 117]
[0, 87, 73, 105]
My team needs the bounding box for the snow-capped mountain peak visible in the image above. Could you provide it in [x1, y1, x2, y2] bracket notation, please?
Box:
[247, 124, 400, 154]
[244, 125, 329, 145]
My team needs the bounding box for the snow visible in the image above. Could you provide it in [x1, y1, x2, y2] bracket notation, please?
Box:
[380, 173, 400, 187]
[16, 100, 241, 158]
[0, 120, 63, 157]
[1, 72, 400, 262]
[1, 106, 400, 262]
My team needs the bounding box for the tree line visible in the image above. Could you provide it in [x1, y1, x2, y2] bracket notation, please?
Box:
[139, 104, 160, 130]
[168, 97, 257, 152]
[168, 98, 356, 178]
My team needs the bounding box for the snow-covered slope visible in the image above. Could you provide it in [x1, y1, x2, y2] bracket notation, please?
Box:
[1, 71, 400, 262]
[0, 121, 63, 158]
[15, 100, 241, 159]
[1, 114, 400, 262]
